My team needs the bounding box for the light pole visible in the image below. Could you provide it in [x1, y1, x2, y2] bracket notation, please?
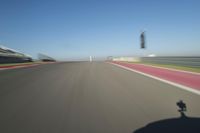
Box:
[140, 31, 146, 49]
[89, 56, 92, 62]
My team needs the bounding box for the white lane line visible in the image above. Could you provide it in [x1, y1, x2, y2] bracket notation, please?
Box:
[109, 62, 200, 96]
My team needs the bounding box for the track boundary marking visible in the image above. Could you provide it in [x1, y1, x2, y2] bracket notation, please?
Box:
[0, 64, 40, 70]
[124, 62, 200, 75]
[108, 62, 200, 96]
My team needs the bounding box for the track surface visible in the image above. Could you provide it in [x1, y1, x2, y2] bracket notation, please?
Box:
[0, 62, 200, 133]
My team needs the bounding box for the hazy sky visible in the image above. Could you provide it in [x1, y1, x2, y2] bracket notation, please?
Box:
[0, 0, 200, 60]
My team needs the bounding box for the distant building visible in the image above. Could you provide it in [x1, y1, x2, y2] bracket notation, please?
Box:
[112, 56, 140, 62]
[38, 53, 56, 62]
[0, 45, 32, 63]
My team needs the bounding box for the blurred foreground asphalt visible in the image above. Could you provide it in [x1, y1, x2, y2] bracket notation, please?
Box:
[0, 62, 200, 133]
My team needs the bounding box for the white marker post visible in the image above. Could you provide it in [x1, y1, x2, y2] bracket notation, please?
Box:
[89, 56, 92, 62]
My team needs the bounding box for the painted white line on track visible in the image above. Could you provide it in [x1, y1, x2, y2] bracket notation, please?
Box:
[109, 62, 200, 96]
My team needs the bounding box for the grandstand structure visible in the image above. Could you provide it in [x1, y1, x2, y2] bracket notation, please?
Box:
[0, 45, 32, 63]
[38, 53, 56, 62]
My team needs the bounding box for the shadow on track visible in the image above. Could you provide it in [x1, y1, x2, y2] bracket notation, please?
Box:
[133, 100, 200, 133]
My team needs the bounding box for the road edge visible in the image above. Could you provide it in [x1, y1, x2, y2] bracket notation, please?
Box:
[131, 62, 200, 75]
[108, 62, 200, 96]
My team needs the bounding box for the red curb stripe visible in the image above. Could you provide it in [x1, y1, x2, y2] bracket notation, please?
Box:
[112, 61, 200, 91]
[0, 64, 33, 68]
[0, 64, 40, 70]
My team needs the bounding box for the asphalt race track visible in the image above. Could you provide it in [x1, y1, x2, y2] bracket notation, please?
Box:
[0, 62, 200, 133]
